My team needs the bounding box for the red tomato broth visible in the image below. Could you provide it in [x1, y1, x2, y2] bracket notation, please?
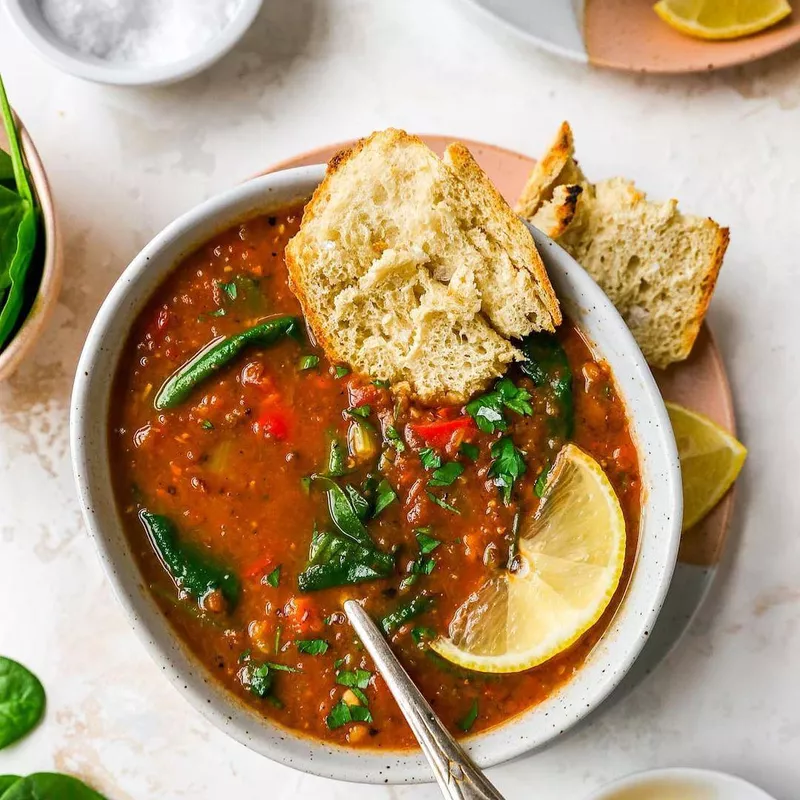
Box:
[109, 205, 642, 750]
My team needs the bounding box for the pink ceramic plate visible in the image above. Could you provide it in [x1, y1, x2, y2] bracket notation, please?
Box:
[262, 135, 740, 702]
[458, 0, 800, 74]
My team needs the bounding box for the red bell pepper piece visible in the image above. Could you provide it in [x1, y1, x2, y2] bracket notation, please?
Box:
[409, 416, 476, 448]
[255, 403, 289, 440]
[244, 554, 274, 579]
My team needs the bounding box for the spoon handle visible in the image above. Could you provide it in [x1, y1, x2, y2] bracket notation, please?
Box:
[344, 600, 506, 800]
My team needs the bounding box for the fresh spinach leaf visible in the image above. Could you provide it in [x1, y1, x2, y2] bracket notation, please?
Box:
[334, 365, 350, 379]
[217, 280, 237, 300]
[428, 461, 463, 487]
[0, 657, 45, 750]
[411, 626, 436, 645]
[380, 595, 433, 635]
[0, 148, 13, 184]
[1, 773, 107, 800]
[297, 531, 394, 591]
[297, 639, 328, 655]
[139, 511, 240, 607]
[419, 447, 442, 470]
[488, 437, 527, 505]
[465, 391, 507, 434]
[346, 405, 371, 419]
[314, 478, 372, 546]
[372, 379, 389, 388]
[344, 484, 371, 521]
[372, 479, 396, 516]
[0, 185, 26, 292]
[0, 776, 20, 794]
[323, 437, 349, 477]
[336, 669, 371, 689]
[519, 332, 574, 439]
[458, 699, 479, 732]
[244, 663, 274, 698]
[534, 462, 551, 498]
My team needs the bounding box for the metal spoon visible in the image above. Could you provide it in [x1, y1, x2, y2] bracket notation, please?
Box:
[344, 600, 506, 800]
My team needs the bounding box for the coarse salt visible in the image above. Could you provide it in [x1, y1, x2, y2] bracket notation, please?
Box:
[38, 0, 244, 65]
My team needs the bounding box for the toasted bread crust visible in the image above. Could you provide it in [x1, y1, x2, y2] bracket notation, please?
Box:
[443, 141, 561, 329]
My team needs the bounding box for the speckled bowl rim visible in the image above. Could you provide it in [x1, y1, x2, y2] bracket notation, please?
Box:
[0, 112, 63, 382]
[4, 0, 263, 87]
[70, 164, 682, 783]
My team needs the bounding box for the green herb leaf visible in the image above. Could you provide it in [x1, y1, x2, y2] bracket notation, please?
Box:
[1, 773, 108, 800]
[208, 307, 226, 317]
[265, 565, 281, 588]
[428, 461, 464, 487]
[297, 639, 329, 656]
[385, 425, 406, 453]
[458, 699, 479, 732]
[426, 491, 460, 514]
[346, 405, 371, 419]
[380, 595, 433, 635]
[459, 442, 480, 461]
[415, 528, 441, 554]
[238, 648, 252, 664]
[336, 669, 371, 689]
[344, 484, 371, 521]
[488, 437, 527, 505]
[243, 663, 273, 698]
[0, 776, 20, 795]
[334, 365, 350, 379]
[314, 478, 372, 546]
[519, 332, 574, 439]
[200, 419, 214, 430]
[465, 391, 507, 434]
[333, 658, 345, 670]
[373, 479, 397, 517]
[534, 463, 551, 498]
[326, 699, 373, 729]
[0, 657, 45, 750]
[409, 555, 435, 576]
[218, 280, 238, 300]
[264, 661, 298, 673]
[372, 379, 389, 388]
[419, 448, 442, 470]
[411, 626, 436, 645]
[495, 377, 533, 416]
[350, 686, 369, 706]
[324, 437, 349, 478]
[299, 354, 320, 370]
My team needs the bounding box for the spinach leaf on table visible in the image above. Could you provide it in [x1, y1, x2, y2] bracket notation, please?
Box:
[1, 773, 107, 800]
[0, 185, 26, 291]
[0, 657, 45, 750]
[0, 776, 21, 794]
[0, 149, 13, 185]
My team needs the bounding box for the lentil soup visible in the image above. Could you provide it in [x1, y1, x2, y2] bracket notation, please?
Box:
[109, 204, 641, 749]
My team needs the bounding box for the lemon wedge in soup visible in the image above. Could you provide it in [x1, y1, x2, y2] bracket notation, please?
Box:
[431, 444, 627, 674]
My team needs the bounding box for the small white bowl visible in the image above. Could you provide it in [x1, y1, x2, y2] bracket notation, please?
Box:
[585, 767, 778, 800]
[4, 0, 263, 87]
[70, 164, 682, 783]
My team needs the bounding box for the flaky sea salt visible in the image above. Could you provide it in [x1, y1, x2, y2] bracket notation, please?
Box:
[38, 0, 244, 65]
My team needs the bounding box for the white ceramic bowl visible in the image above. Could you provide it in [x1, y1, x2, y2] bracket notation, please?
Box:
[70, 165, 682, 783]
[584, 767, 778, 800]
[4, 0, 263, 87]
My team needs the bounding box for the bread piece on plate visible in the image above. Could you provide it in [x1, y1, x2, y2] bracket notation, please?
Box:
[285, 128, 560, 403]
[516, 122, 729, 369]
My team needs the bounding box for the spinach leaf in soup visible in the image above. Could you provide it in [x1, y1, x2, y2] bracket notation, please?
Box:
[0, 656, 46, 749]
[0, 776, 21, 794]
[1, 773, 107, 800]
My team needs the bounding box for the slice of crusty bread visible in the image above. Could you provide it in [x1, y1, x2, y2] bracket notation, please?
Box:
[285, 128, 560, 403]
[516, 122, 729, 369]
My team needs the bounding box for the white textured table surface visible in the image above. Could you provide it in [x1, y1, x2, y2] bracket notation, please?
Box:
[1, 2, 799, 799]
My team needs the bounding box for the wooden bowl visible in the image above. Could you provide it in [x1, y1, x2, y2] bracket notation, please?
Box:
[0, 111, 62, 382]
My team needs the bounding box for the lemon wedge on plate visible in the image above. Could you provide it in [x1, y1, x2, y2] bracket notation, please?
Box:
[666, 402, 747, 530]
[653, 0, 792, 40]
[431, 444, 626, 674]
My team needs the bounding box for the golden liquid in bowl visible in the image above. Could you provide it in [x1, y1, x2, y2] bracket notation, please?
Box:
[602, 779, 715, 800]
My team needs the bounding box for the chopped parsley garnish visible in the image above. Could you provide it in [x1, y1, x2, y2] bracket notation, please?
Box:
[326, 700, 372, 729]
[264, 661, 298, 673]
[333, 658, 345, 669]
[381, 595, 433, 635]
[334, 365, 350, 379]
[534, 462, 551, 498]
[410, 556, 435, 576]
[488, 436, 527, 504]
[458, 699, 479, 732]
[428, 461, 464, 487]
[411, 626, 436, 645]
[415, 528, 441, 554]
[265, 565, 281, 587]
[419, 447, 442, 470]
[246, 664, 273, 698]
[199, 419, 214, 430]
[372, 379, 390, 388]
[217, 280, 238, 300]
[297, 639, 329, 655]
[385, 425, 406, 453]
[336, 669, 371, 689]
[459, 442, 480, 461]
[426, 491, 460, 514]
[238, 648, 252, 664]
[346, 404, 371, 419]
[299, 354, 320, 370]
[202, 307, 226, 319]
[466, 378, 533, 433]
[373, 478, 397, 516]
